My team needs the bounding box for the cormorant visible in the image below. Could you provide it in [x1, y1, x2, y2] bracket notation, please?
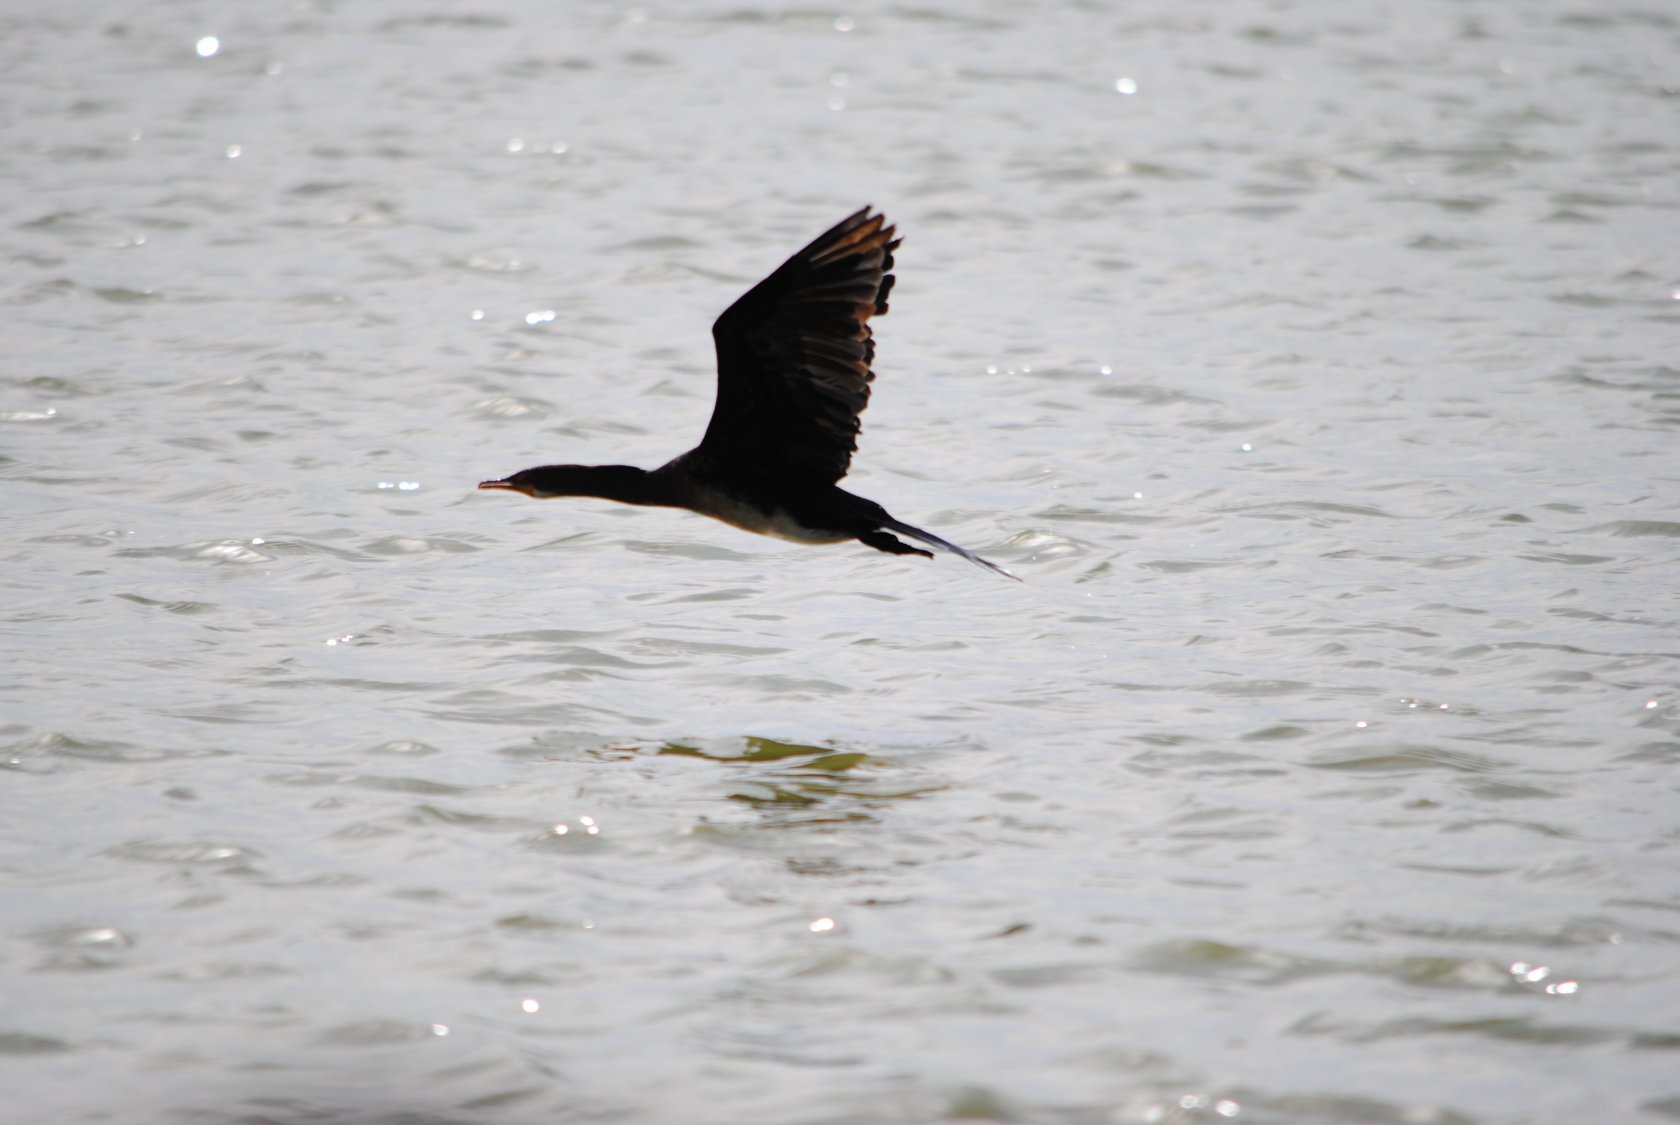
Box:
[479, 208, 1016, 580]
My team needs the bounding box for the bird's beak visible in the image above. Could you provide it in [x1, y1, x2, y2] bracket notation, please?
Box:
[478, 478, 520, 492]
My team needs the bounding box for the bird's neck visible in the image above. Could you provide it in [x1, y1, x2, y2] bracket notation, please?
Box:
[522, 464, 674, 506]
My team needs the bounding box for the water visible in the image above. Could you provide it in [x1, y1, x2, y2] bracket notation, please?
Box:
[4, 1, 1679, 1122]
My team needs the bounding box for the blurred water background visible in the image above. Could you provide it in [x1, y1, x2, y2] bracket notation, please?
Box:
[4, 1, 1679, 1122]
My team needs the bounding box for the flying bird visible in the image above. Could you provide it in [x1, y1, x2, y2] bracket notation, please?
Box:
[479, 208, 1016, 580]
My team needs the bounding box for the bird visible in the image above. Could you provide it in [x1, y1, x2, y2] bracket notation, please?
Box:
[478, 207, 1016, 580]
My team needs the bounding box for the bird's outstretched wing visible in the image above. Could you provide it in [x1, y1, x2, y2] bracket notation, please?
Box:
[698, 207, 898, 484]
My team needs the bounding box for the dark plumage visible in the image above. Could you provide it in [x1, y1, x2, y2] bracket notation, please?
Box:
[479, 208, 1015, 580]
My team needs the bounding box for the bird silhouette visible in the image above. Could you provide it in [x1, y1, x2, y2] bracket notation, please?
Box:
[479, 208, 1015, 580]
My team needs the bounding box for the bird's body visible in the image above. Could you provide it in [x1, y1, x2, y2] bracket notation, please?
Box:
[479, 208, 1015, 580]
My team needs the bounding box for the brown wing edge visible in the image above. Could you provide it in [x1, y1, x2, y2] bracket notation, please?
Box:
[743, 206, 898, 314]
[699, 208, 901, 481]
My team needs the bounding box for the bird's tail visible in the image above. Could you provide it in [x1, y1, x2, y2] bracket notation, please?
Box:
[882, 517, 1019, 581]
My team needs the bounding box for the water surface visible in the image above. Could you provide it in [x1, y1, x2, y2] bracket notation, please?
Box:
[4, 1, 1679, 1122]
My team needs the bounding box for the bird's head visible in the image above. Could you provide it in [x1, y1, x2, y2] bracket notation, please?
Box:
[477, 468, 542, 497]
[478, 464, 650, 501]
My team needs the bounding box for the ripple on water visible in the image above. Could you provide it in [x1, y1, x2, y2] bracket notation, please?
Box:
[1138, 939, 1573, 999]
[1578, 520, 1680, 538]
[494, 644, 672, 673]
[1311, 745, 1507, 774]
[1295, 1012, 1628, 1049]
[91, 286, 163, 304]
[265, 771, 480, 797]
[317, 1019, 439, 1047]
[470, 394, 553, 419]
[622, 540, 761, 565]
[411, 804, 535, 832]
[1201, 679, 1314, 698]
[1131, 938, 1333, 986]
[160, 961, 292, 983]
[1337, 913, 1630, 949]
[1091, 382, 1217, 405]
[114, 593, 217, 614]
[27, 925, 135, 972]
[2, 278, 78, 307]
[642, 584, 765, 604]
[689, 673, 850, 700]
[101, 841, 260, 866]
[1008, 529, 1094, 560]
[1136, 557, 1255, 574]
[1453, 778, 1562, 801]
[364, 739, 442, 757]
[1517, 551, 1617, 566]
[0, 1033, 72, 1056]
[1221, 500, 1398, 521]
[1128, 746, 1290, 781]
[4, 731, 225, 765]
[1618, 741, 1680, 763]
[256, 537, 380, 561]
[22, 532, 127, 549]
[1163, 805, 1286, 841]
[114, 539, 275, 565]
[1034, 504, 1171, 526]
[361, 535, 481, 555]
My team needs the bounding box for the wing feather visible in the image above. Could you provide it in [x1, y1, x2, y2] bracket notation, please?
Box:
[699, 207, 898, 483]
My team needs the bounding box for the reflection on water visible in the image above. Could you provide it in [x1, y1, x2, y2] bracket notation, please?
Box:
[659, 736, 942, 818]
